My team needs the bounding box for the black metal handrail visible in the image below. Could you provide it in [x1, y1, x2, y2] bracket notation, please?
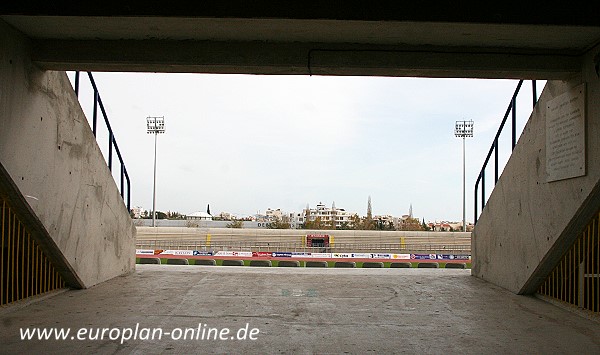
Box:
[474, 80, 538, 224]
[74, 72, 131, 212]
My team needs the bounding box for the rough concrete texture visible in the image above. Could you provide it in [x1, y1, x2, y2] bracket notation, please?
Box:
[473, 44, 600, 294]
[1, 267, 598, 354]
[446, 263, 467, 269]
[0, 22, 135, 288]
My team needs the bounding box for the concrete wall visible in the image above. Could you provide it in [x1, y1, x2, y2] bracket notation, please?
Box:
[472, 44, 600, 294]
[0, 21, 135, 288]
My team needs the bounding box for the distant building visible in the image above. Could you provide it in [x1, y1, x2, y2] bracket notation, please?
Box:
[296, 202, 354, 229]
[130, 206, 144, 219]
[186, 211, 213, 221]
[265, 208, 283, 220]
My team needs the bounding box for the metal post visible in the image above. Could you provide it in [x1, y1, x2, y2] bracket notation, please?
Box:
[74, 71, 80, 97]
[455, 120, 473, 232]
[512, 99, 517, 150]
[532, 80, 537, 108]
[108, 131, 113, 171]
[462, 136, 466, 232]
[152, 132, 157, 227]
[147, 117, 165, 228]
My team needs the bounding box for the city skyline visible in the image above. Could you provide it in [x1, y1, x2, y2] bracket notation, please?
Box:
[70, 73, 541, 222]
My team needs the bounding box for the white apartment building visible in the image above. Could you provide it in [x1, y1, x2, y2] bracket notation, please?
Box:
[296, 202, 354, 228]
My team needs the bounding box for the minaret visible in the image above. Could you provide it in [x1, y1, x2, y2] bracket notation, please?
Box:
[367, 196, 372, 219]
[409, 204, 413, 218]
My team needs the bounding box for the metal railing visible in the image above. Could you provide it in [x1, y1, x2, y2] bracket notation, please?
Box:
[1, 196, 65, 306]
[537, 210, 599, 313]
[74, 72, 131, 212]
[474, 80, 538, 223]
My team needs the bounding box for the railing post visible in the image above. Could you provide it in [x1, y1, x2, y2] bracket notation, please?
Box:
[532, 80, 537, 108]
[126, 170, 131, 212]
[474, 181, 479, 224]
[481, 172, 486, 209]
[120, 164, 124, 199]
[108, 131, 113, 171]
[512, 98, 517, 150]
[92, 90, 98, 137]
[494, 139, 499, 184]
[74, 71, 80, 97]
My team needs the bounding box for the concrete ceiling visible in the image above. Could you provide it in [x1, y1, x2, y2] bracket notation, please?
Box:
[2, 3, 600, 79]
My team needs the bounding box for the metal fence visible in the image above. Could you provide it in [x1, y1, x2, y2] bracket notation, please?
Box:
[1, 196, 65, 306]
[538, 211, 599, 313]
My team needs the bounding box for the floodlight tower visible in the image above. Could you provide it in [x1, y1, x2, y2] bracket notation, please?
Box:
[147, 116, 165, 227]
[455, 120, 473, 232]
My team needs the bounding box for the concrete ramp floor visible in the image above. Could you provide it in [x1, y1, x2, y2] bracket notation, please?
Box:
[1, 266, 599, 354]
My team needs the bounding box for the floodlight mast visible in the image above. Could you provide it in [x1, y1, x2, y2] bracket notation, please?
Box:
[147, 116, 165, 227]
[454, 120, 474, 232]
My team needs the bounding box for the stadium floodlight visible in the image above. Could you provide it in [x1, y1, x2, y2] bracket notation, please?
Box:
[147, 116, 165, 227]
[455, 120, 474, 232]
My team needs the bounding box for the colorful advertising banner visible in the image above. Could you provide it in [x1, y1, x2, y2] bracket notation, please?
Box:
[310, 253, 332, 258]
[370, 253, 391, 259]
[161, 250, 194, 256]
[136, 249, 155, 255]
[273, 252, 293, 257]
[390, 253, 411, 260]
[193, 251, 213, 256]
[252, 252, 273, 257]
[351, 253, 372, 259]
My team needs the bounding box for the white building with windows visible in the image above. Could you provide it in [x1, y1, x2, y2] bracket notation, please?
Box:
[296, 202, 354, 228]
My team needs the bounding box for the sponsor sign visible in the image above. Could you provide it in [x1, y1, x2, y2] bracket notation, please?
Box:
[136, 249, 155, 255]
[232, 251, 253, 257]
[370, 253, 391, 259]
[273, 252, 293, 257]
[412, 254, 437, 260]
[310, 253, 332, 258]
[193, 251, 213, 256]
[252, 252, 272, 257]
[161, 250, 194, 256]
[332, 253, 352, 258]
[292, 252, 311, 257]
[351, 253, 372, 259]
[437, 254, 471, 260]
[454, 255, 471, 260]
[215, 251, 234, 256]
[390, 253, 411, 260]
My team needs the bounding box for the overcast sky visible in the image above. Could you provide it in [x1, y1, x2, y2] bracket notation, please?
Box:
[69, 72, 542, 222]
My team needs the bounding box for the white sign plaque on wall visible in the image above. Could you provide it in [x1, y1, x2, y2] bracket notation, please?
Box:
[546, 83, 586, 182]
